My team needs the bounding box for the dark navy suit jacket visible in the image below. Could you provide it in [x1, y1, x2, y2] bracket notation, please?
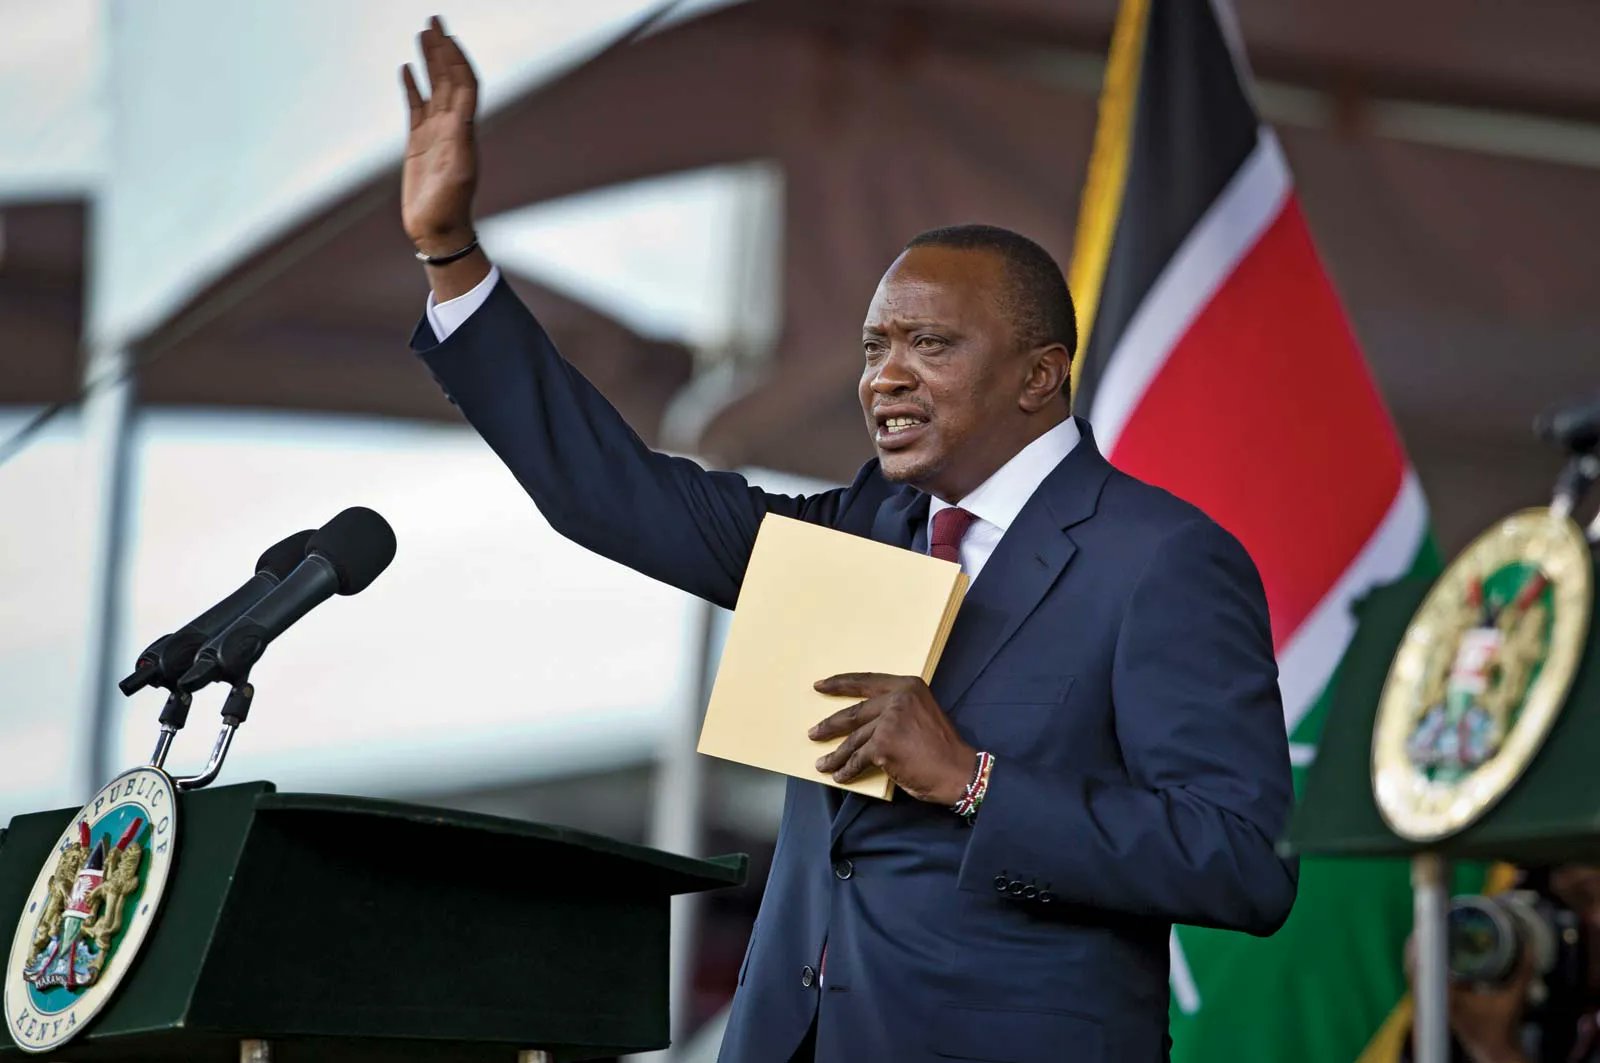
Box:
[413, 279, 1298, 1063]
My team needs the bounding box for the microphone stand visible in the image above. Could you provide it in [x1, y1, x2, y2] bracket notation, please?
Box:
[146, 675, 254, 792]
[173, 683, 252, 791]
[1553, 447, 1600, 547]
[147, 690, 190, 770]
[1550, 451, 1600, 523]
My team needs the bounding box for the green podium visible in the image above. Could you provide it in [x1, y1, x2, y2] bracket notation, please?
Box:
[0, 782, 746, 1062]
[1288, 562, 1600, 1063]
[1289, 571, 1600, 863]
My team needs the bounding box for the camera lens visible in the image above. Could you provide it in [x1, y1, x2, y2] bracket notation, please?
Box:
[1448, 897, 1519, 983]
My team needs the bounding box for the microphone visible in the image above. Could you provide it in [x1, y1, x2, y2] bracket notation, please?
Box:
[119, 529, 315, 696]
[1535, 396, 1600, 454]
[177, 507, 397, 693]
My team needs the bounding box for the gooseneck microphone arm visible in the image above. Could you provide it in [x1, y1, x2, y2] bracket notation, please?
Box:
[148, 691, 191, 770]
[172, 683, 253, 790]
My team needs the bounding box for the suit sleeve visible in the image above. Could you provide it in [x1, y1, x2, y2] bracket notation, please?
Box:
[412, 277, 864, 609]
[956, 517, 1299, 934]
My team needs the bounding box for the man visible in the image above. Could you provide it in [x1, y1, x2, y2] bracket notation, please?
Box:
[400, 17, 1296, 1062]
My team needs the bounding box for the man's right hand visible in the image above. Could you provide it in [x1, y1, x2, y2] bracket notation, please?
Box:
[401, 16, 489, 298]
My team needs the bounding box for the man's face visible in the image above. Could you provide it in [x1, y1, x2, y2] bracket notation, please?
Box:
[857, 246, 1046, 501]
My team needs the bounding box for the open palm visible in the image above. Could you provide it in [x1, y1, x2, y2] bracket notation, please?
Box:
[401, 17, 478, 253]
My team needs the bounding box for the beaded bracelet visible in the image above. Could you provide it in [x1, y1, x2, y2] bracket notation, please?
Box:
[951, 751, 994, 822]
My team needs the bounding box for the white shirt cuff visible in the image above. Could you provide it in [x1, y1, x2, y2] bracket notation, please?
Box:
[424, 265, 502, 341]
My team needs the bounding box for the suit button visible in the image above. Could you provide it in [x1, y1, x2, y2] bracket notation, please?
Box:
[1008, 881, 1025, 896]
[1039, 891, 1056, 904]
[833, 858, 854, 880]
[994, 874, 1009, 892]
[1023, 885, 1039, 900]
[800, 965, 815, 988]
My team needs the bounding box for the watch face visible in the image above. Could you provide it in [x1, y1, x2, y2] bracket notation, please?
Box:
[1372, 508, 1592, 843]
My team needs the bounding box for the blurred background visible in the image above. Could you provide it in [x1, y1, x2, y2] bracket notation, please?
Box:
[2, 0, 1598, 1058]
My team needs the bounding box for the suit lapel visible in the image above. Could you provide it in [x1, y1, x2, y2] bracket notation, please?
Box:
[932, 427, 1112, 712]
[828, 421, 1114, 844]
[868, 483, 928, 549]
[926, 502, 1077, 712]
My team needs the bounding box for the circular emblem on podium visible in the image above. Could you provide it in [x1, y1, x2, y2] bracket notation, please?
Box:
[1373, 508, 1592, 842]
[5, 766, 178, 1053]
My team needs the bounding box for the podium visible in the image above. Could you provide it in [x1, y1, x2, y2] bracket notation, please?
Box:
[0, 781, 746, 1062]
[1289, 572, 1600, 863]
[1288, 567, 1600, 1063]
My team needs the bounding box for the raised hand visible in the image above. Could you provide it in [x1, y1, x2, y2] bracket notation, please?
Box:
[400, 16, 479, 256]
[810, 673, 977, 804]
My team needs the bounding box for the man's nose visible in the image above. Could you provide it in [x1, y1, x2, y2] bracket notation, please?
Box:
[869, 347, 917, 393]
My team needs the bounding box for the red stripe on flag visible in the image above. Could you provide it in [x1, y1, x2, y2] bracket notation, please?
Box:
[1106, 197, 1405, 649]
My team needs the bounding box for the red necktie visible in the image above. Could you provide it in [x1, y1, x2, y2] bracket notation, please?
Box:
[930, 506, 978, 566]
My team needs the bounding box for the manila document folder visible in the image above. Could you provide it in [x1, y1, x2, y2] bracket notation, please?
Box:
[696, 513, 969, 800]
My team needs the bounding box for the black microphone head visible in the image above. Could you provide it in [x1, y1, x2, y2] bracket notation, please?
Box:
[257, 529, 316, 580]
[306, 507, 396, 595]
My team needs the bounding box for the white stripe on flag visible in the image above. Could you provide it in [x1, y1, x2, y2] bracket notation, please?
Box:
[1170, 929, 1202, 1014]
[1090, 132, 1291, 454]
[1276, 470, 1428, 736]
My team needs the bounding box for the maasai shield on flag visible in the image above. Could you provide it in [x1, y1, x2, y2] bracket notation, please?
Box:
[1069, 2, 1440, 1059]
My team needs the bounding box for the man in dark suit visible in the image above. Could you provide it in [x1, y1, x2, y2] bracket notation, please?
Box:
[400, 18, 1297, 1062]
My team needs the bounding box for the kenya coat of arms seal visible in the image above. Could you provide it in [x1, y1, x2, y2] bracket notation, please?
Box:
[5, 766, 177, 1053]
[1373, 508, 1593, 842]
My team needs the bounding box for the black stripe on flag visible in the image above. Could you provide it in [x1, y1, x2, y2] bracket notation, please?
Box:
[1074, 0, 1260, 414]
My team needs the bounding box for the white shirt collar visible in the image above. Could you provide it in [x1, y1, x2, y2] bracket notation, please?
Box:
[927, 417, 1081, 534]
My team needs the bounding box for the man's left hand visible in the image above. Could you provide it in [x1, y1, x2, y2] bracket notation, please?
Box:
[810, 673, 975, 804]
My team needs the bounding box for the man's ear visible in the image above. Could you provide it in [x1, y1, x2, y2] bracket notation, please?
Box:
[1018, 343, 1072, 413]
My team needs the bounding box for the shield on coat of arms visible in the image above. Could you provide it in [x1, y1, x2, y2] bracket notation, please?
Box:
[1372, 508, 1593, 842]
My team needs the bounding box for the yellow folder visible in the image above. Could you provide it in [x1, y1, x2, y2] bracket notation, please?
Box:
[696, 513, 969, 799]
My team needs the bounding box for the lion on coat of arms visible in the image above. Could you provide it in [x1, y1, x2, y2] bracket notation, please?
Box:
[21, 818, 145, 991]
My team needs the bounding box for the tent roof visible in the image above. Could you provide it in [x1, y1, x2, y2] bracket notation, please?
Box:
[0, 200, 85, 405]
[11, 0, 1600, 551]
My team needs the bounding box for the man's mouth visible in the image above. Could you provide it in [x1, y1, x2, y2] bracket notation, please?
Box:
[873, 410, 931, 449]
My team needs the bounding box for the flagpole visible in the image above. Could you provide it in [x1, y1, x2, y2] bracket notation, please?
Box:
[1410, 853, 1450, 1063]
[80, 341, 139, 797]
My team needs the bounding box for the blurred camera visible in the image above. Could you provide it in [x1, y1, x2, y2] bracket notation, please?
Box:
[1445, 879, 1589, 1062]
[1448, 888, 1581, 987]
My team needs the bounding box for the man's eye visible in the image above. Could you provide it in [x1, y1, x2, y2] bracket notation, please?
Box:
[863, 341, 885, 358]
[915, 335, 946, 350]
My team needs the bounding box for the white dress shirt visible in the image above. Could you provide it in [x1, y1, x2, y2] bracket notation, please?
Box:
[425, 267, 1080, 584]
[926, 417, 1080, 583]
[426, 265, 503, 340]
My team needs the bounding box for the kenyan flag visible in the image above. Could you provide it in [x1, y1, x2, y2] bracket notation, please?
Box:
[1069, 2, 1441, 1058]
